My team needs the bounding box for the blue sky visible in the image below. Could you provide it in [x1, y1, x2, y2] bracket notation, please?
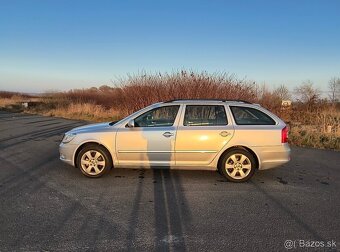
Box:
[0, 0, 339, 93]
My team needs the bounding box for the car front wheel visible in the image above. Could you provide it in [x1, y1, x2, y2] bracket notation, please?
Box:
[77, 144, 112, 178]
[219, 149, 256, 182]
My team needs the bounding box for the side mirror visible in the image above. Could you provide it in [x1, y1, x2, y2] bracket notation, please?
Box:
[127, 119, 135, 128]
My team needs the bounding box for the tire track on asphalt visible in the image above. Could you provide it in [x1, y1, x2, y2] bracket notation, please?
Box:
[0, 123, 85, 150]
[25, 118, 61, 124]
[0, 122, 81, 142]
[0, 114, 46, 121]
[0, 153, 130, 235]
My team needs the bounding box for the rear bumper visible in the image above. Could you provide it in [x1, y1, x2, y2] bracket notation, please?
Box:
[253, 144, 291, 170]
[59, 143, 77, 166]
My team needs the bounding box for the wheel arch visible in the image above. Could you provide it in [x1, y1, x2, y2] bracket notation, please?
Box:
[74, 141, 113, 168]
[217, 145, 260, 170]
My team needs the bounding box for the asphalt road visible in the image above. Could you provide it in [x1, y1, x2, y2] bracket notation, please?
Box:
[0, 111, 339, 251]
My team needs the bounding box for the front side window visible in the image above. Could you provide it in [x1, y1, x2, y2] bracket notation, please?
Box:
[230, 106, 276, 125]
[134, 105, 180, 127]
[184, 105, 228, 126]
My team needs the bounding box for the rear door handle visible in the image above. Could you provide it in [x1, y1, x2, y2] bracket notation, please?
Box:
[219, 131, 231, 137]
[163, 132, 174, 138]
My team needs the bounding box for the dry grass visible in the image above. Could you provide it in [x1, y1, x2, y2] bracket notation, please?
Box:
[0, 95, 26, 107]
[287, 108, 340, 149]
[289, 125, 340, 149]
[42, 103, 119, 122]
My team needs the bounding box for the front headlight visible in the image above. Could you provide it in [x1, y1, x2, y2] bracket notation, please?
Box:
[62, 133, 77, 143]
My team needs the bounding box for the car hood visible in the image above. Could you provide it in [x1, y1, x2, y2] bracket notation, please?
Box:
[68, 122, 115, 134]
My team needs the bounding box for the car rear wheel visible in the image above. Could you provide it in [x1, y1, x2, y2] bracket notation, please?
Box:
[219, 149, 256, 182]
[77, 144, 112, 178]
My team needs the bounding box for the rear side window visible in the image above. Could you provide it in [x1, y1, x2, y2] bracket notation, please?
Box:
[184, 105, 228, 126]
[230, 106, 276, 125]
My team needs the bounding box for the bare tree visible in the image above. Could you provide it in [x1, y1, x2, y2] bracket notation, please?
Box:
[328, 77, 340, 103]
[274, 84, 291, 100]
[257, 83, 269, 100]
[99, 85, 115, 93]
[294, 80, 321, 104]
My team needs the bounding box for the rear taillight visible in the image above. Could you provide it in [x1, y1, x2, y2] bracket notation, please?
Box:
[281, 126, 288, 143]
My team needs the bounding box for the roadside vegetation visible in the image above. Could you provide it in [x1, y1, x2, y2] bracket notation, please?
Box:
[1, 71, 339, 150]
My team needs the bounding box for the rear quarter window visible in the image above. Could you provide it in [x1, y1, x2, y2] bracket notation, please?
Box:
[230, 106, 276, 125]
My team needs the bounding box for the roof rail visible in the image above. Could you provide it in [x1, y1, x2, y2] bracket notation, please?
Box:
[224, 99, 252, 104]
[164, 99, 252, 104]
[164, 99, 222, 103]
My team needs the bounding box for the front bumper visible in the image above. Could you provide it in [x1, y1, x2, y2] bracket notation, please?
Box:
[59, 143, 78, 166]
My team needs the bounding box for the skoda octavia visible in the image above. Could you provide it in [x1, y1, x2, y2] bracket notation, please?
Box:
[59, 99, 290, 182]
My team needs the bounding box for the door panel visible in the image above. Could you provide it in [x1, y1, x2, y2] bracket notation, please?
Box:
[175, 126, 234, 165]
[175, 105, 234, 166]
[116, 126, 176, 166]
[115, 105, 181, 167]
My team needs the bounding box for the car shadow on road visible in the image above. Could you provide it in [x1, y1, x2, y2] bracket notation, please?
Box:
[124, 168, 192, 251]
[152, 169, 192, 251]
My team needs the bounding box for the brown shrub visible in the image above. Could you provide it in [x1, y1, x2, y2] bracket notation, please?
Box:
[115, 71, 257, 115]
[0, 91, 32, 99]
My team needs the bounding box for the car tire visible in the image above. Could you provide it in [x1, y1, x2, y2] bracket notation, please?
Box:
[219, 149, 256, 182]
[76, 144, 112, 178]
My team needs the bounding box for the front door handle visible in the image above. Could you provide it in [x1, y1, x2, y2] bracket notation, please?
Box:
[163, 132, 174, 138]
[220, 131, 231, 137]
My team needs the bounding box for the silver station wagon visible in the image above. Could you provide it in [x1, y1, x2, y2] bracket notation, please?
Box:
[59, 99, 290, 182]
